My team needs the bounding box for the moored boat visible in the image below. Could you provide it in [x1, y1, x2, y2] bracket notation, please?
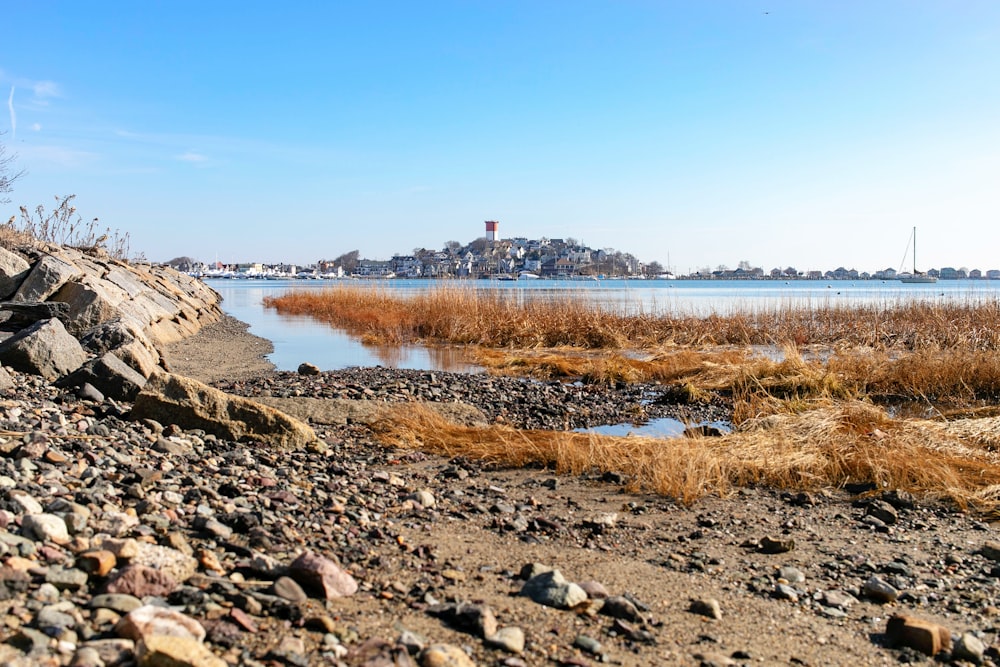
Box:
[898, 227, 937, 284]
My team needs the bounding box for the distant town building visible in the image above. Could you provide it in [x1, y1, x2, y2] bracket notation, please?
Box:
[391, 255, 422, 278]
[356, 259, 394, 278]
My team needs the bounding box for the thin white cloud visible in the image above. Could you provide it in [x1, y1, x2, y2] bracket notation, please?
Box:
[176, 151, 209, 164]
[31, 81, 60, 99]
[20, 144, 98, 168]
[31, 123, 41, 132]
[7, 86, 15, 138]
[31, 81, 62, 106]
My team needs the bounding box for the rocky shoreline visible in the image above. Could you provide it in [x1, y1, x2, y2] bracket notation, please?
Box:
[0, 320, 992, 666]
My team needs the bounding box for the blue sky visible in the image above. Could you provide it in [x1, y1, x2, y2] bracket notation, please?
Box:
[2, 1, 999, 274]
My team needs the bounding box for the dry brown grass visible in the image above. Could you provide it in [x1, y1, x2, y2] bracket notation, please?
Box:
[373, 401, 1000, 511]
[264, 284, 1000, 407]
[265, 284, 1000, 351]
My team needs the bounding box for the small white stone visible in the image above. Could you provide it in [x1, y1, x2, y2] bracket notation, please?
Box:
[22, 513, 70, 545]
[410, 490, 436, 508]
[10, 490, 44, 515]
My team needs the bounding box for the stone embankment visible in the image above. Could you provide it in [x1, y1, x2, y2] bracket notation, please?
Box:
[0, 243, 223, 396]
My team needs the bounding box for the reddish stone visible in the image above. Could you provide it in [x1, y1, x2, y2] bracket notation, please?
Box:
[289, 550, 358, 599]
[886, 614, 952, 656]
[44, 449, 68, 464]
[39, 545, 67, 563]
[104, 564, 178, 597]
[229, 607, 257, 633]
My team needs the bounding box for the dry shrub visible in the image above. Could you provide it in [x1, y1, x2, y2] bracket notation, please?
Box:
[1, 195, 132, 260]
[373, 401, 1000, 510]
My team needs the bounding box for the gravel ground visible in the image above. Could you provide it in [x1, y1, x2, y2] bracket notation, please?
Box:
[0, 322, 991, 666]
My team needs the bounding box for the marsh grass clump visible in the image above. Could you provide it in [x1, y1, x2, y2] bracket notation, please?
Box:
[373, 402, 1000, 510]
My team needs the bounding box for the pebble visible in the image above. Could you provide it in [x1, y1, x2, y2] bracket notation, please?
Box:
[599, 595, 641, 622]
[289, 550, 358, 599]
[136, 635, 228, 667]
[520, 569, 587, 609]
[271, 576, 308, 602]
[777, 566, 805, 584]
[46, 566, 89, 592]
[88, 595, 143, 614]
[130, 542, 198, 584]
[862, 575, 899, 603]
[774, 583, 799, 602]
[410, 490, 436, 509]
[115, 605, 207, 643]
[103, 565, 178, 598]
[76, 551, 117, 578]
[816, 589, 857, 612]
[485, 627, 525, 654]
[866, 500, 898, 525]
[419, 644, 475, 667]
[573, 634, 603, 655]
[953, 632, 986, 664]
[21, 514, 71, 545]
[577, 580, 609, 599]
[689, 598, 722, 620]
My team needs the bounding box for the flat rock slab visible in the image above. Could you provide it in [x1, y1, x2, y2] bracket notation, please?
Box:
[254, 395, 488, 427]
[130, 372, 317, 450]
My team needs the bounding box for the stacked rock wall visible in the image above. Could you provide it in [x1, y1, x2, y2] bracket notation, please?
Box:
[0, 243, 223, 396]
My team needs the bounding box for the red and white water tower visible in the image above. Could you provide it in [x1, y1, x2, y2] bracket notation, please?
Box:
[485, 220, 499, 241]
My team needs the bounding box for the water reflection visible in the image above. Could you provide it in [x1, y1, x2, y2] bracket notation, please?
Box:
[576, 417, 731, 439]
[207, 280, 481, 373]
[365, 343, 476, 372]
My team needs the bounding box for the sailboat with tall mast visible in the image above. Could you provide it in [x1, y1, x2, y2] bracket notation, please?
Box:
[898, 227, 937, 284]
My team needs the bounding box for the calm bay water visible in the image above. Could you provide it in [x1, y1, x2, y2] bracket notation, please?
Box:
[207, 277, 1000, 373]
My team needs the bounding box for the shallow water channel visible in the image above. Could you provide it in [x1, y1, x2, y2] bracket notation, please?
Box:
[208, 280, 480, 372]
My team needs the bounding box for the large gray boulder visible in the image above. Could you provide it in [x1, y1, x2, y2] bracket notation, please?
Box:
[79, 318, 161, 377]
[0, 318, 88, 379]
[0, 247, 31, 299]
[129, 372, 317, 449]
[12, 253, 84, 303]
[50, 276, 130, 335]
[56, 353, 148, 401]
